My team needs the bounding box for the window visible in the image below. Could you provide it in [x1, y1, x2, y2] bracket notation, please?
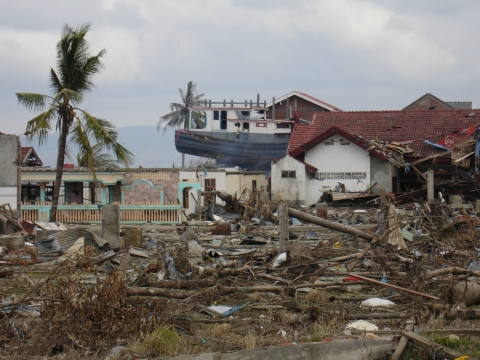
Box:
[190, 111, 206, 129]
[314, 172, 366, 180]
[204, 178, 216, 206]
[252, 180, 257, 190]
[276, 123, 290, 129]
[205, 178, 216, 192]
[281, 171, 296, 178]
[213, 110, 228, 129]
[243, 122, 250, 130]
[182, 187, 189, 208]
[256, 122, 267, 127]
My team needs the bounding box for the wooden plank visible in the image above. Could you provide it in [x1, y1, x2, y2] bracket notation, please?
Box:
[399, 330, 477, 360]
[411, 150, 451, 165]
[349, 273, 440, 300]
[391, 321, 415, 360]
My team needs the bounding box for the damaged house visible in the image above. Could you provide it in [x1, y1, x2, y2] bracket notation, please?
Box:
[271, 109, 480, 205]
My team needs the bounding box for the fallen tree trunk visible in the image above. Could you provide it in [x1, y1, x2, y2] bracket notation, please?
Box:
[288, 207, 375, 242]
[142, 277, 218, 289]
[425, 266, 480, 279]
[127, 287, 194, 299]
[127, 281, 367, 299]
[201, 266, 258, 276]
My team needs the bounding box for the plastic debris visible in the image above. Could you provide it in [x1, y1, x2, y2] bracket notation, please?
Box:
[272, 252, 287, 268]
[345, 320, 379, 331]
[360, 297, 396, 308]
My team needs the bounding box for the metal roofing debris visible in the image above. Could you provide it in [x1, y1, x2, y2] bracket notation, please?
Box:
[37, 228, 108, 253]
[180, 227, 200, 243]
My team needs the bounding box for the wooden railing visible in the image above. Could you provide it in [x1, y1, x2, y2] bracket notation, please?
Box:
[21, 204, 182, 224]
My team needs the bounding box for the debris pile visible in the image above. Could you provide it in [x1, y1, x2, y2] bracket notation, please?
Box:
[1, 195, 480, 359]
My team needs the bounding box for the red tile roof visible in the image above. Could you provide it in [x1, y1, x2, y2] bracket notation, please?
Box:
[21, 146, 33, 160]
[289, 109, 480, 159]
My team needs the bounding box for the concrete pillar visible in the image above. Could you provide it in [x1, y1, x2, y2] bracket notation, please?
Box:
[39, 183, 46, 203]
[101, 185, 107, 204]
[427, 170, 434, 202]
[278, 201, 289, 254]
[102, 204, 120, 249]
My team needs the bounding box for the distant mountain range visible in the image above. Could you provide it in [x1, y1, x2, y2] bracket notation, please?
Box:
[22, 126, 185, 168]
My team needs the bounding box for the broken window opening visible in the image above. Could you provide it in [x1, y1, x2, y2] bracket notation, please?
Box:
[204, 178, 216, 206]
[220, 111, 227, 130]
[252, 180, 257, 190]
[190, 111, 207, 129]
[182, 187, 190, 208]
[281, 171, 296, 178]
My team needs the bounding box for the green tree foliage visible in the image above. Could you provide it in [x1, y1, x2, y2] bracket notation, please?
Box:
[16, 23, 133, 220]
[157, 81, 204, 134]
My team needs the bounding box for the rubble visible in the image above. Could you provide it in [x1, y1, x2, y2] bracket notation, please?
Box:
[1, 192, 480, 359]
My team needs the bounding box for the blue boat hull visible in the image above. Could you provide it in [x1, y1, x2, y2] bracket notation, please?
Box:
[175, 130, 289, 170]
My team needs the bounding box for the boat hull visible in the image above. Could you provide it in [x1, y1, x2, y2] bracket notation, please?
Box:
[175, 130, 289, 169]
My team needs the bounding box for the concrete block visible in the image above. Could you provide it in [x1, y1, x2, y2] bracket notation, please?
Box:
[449, 195, 463, 205]
[102, 205, 120, 249]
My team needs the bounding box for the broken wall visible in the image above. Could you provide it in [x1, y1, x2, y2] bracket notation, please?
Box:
[123, 171, 178, 204]
[179, 170, 226, 215]
[225, 171, 269, 202]
[267, 95, 331, 121]
[0, 134, 20, 210]
[271, 155, 307, 205]
[370, 157, 393, 192]
[65, 182, 83, 204]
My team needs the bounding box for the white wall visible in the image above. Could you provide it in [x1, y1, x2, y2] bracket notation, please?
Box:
[271, 155, 306, 204]
[179, 170, 226, 215]
[226, 172, 269, 202]
[0, 187, 18, 210]
[304, 134, 371, 193]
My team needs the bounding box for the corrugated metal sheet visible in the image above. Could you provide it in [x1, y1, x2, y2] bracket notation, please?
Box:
[38, 228, 108, 253]
[180, 227, 199, 243]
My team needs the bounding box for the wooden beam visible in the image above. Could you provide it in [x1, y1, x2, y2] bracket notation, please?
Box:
[391, 320, 415, 360]
[288, 207, 375, 242]
[410, 150, 451, 165]
[399, 330, 477, 360]
[349, 273, 440, 300]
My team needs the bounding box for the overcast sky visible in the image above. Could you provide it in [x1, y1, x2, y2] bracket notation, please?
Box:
[2, 0, 479, 138]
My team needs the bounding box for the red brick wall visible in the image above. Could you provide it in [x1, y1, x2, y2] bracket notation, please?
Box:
[267, 95, 330, 121]
[404, 95, 452, 110]
[123, 171, 179, 204]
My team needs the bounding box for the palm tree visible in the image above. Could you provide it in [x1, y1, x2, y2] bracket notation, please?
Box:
[16, 23, 133, 221]
[157, 81, 204, 167]
[77, 143, 120, 169]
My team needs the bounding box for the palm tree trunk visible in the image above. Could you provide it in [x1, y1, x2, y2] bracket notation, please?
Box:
[49, 117, 69, 221]
[182, 113, 188, 167]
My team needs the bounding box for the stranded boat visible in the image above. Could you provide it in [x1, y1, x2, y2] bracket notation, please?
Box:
[174, 92, 342, 170]
[175, 98, 293, 170]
